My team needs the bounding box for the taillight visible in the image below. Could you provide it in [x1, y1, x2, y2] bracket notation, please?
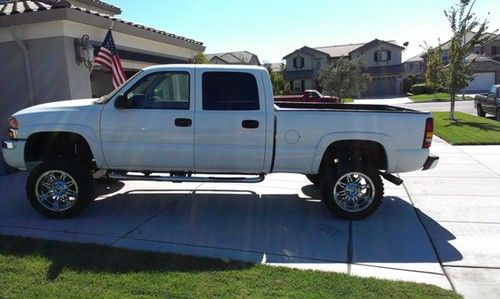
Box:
[422, 117, 433, 148]
[7, 116, 18, 139]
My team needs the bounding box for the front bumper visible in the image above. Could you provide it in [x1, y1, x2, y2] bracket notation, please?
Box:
[422, 154, 439, 170]
[2, 139, 26, 170]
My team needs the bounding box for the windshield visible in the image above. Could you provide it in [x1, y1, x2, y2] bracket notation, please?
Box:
[94, 70, 144, 104]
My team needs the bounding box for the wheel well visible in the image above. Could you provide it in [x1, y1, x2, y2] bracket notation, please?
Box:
[25, 132, 95, 167]
[319, 140, 387, 173]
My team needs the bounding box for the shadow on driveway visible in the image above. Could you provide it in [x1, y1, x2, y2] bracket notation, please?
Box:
[0, 176, 463, 268]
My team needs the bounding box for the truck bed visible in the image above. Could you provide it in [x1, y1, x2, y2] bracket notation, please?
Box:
[274, 101, 425, 113]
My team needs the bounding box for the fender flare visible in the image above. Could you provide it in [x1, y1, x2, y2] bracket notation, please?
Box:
[311, 132, 395, 173]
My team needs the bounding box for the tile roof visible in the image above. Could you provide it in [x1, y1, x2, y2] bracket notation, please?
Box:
[314, 43, 365, 57]
[404, 52, 425, 63]
[0, 0, 203, 46]
[68, 0, 120, 14]
[314, 40, 398, 58]
[207, 51, 259, 64]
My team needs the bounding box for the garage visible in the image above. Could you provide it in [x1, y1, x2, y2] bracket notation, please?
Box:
[464, 72, 495, 92]
[364, 76, 397, 96]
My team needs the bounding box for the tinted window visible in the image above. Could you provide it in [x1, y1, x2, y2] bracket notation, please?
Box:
[202, 72, 259, 110]
[124, 72, 189, 109]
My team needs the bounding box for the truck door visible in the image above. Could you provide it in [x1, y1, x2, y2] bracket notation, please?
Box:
[100, 70, 195, 171]
[194, 70, 267, 173]
[486, 86, 498, 113]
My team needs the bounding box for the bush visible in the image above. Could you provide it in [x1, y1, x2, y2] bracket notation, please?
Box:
[410, 83, 433, 95]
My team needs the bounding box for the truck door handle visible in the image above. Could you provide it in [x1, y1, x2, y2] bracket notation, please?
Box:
[242, 120, 259, 129]
[175, 118, 192, 127]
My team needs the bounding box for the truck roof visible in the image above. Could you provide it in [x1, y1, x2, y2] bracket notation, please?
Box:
[142, 64, 267, 72]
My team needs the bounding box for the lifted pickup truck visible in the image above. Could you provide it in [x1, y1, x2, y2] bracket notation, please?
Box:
[274, 89, 339, 103]
[2, 65, 438, 220]
[475, 84, 500, 121]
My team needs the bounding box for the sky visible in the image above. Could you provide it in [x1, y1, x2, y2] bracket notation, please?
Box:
[108, 0, 500, 63]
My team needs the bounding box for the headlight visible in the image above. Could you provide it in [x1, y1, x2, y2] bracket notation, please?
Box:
[7, 116, 18, 139]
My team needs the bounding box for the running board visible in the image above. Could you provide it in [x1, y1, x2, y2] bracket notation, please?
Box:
[108, 172, 266, 183]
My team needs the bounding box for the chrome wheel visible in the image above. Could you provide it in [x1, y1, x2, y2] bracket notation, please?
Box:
[332, 172, 375, 213]
[35, 170, 79, 212]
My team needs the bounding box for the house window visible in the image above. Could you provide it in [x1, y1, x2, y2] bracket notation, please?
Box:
[374, 50, 391, 62]
[293, 57, 305, 68]
[314, 59, 321, 70]
[492, 46, 498, 56]
[293, 80, 302, 92]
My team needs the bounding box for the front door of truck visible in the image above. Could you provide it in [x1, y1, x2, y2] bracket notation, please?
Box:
[194, 70, 267, 173]
[100, 70, 194, 171]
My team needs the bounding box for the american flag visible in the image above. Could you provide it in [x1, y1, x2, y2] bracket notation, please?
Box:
[94, 30, 127, 88]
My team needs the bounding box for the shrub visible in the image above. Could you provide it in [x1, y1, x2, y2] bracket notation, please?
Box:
[410, 83, 433, 95]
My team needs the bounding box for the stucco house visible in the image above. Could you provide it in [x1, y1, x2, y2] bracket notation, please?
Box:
[206, 51, 260, 65]
[283, 39, 405, 97]
[404, 32, 500, 92]
[0, 0, 205, 128]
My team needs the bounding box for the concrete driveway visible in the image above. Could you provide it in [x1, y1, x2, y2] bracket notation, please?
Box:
[1, 138, 500, 298]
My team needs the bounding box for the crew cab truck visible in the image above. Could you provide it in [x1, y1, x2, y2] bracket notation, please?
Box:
[274, 89, 339, 103]
[475, 84, 500, 121]
[2, 65, 439, 220]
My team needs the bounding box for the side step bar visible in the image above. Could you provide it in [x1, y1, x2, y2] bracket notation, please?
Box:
[108, 172, 266, 183]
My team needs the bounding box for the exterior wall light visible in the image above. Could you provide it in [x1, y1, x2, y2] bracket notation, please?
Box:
[74, 34, 94, 70]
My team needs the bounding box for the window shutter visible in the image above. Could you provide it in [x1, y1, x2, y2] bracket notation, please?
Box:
[301, 80, 305, 91]
[290, 81, 293, 91]
[387, 50, 392, 61]
[301, 57, 304, 68]
[374, 52, 378, 62]
[293, 58, 297, 68]
[493, 46, 497, 55]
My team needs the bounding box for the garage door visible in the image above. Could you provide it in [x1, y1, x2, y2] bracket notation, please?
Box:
[364, 77, 397, 97]
[464, 72, 495, 92]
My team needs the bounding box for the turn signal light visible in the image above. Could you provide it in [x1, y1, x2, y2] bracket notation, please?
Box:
[422, 118, 433, 148]
[8, 117, 18, 129]
[7, 117, 18, 139]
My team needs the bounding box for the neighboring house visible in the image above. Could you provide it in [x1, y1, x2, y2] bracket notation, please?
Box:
[283, 39, 405, 97]
[206, 51, 260, 65]
[416, 31, 500, 92]
[0, 0, 205, 129]
[403, 52, 425, 78]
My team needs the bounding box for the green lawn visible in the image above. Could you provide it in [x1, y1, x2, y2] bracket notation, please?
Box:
[0, 235, 460, 298]
[409, 93, 473, 103]
[341, 98, 354, 103]
[432, 112, 500, 145]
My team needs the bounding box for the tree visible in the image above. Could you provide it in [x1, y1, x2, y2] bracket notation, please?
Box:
[319, 58, 371, 102]
[193, 53, 210, 64]
[425, 46, 445, 100]
[264, 63, 285, 95]
[443, 0, 490, 120]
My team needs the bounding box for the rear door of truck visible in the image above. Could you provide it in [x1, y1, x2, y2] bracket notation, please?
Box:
[193, 68, 269, 173]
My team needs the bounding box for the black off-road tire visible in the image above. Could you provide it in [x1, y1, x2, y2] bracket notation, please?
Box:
[321, 164, 384, 220]
[476, 105, 486, 117]
[496, 109, 500, 122]
[26, 160, 95, 219]
[305, 174, 321, 187]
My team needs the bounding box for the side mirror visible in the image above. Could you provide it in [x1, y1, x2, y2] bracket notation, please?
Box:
[114, 95, 131, 109]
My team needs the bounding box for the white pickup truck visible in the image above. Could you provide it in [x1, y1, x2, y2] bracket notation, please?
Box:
[2, 65, 438, 220]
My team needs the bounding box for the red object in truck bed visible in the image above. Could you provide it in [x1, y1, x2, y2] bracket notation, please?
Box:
[274, 90, 339, 103]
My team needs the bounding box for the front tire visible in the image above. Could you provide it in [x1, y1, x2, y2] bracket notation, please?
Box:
[26, 160, 95, 218]
[477, 105, 486, 117]
[321, 165, 383, 220]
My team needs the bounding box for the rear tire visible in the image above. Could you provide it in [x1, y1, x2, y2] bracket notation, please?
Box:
[305, 174, 321, 187]
[26, 160, 95, 218]
[496, 110, 500, 122]
[477, 105, 486, 117]
[321, 164, 383, 220]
